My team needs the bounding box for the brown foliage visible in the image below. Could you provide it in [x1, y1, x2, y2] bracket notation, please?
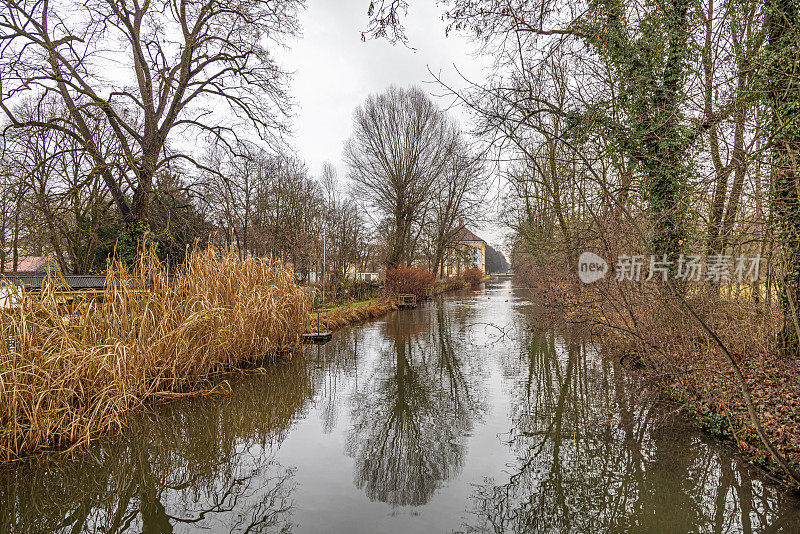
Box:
[462, 268, 485, 285]
[386, 266, 435, 298]
[515, 221, 800, 487]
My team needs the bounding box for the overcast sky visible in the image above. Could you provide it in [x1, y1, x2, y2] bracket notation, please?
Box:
[282, 0, 509, 250]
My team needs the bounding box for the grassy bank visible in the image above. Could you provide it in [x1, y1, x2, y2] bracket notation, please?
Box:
[308, 299, 397, 332]
[306, 273, 479, 334]
[306, 272, 491, 334]
[432, 277, 468, 295]
[0, 248, 309, 463]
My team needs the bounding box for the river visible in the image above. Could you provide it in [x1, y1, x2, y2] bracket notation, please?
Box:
[1, 279, 799, 532]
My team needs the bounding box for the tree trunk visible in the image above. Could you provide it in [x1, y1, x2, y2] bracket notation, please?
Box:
[130, 167, 152, 229]
[12, 205, 20, 272]
[0, 202, 6, 273]
[646, 0, 690, 264]
[767, 0, 800, 356]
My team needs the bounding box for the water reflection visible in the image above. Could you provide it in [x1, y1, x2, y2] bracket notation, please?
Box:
[462, 296, 800, 533]
[0, 281, 798, 533]
[345, 306, 486, 507]
[0, 358, 312, 533]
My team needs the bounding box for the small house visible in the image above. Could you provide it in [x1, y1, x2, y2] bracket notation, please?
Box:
[443, 226, 486, 276]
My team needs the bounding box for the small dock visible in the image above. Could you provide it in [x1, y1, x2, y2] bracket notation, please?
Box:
[397, 294, 417, 309]
[302, 331, 332, 344]
[304, 312, 333, 344]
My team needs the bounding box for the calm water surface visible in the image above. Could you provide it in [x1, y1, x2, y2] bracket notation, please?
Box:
[2, 280, 800, 532]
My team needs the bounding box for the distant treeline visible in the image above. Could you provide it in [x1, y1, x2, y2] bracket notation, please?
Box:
[485, 244, 509, 274]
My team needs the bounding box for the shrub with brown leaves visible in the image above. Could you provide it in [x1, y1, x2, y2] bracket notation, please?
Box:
[462, 268, 485, 285]
[386, 266, 435, 298]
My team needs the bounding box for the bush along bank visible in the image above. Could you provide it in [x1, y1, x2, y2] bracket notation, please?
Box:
[462, 268, 485, 285]
[517, 254, 800, 490]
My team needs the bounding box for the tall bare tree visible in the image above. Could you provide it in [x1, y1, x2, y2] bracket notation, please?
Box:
[320, 162, 373, 279]
[0, 0, 301, 238]
[424, 140, 486, 276]
[344, 85, 457, 266]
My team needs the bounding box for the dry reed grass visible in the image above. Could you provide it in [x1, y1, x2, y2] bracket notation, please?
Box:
[0, 248, 309, 463]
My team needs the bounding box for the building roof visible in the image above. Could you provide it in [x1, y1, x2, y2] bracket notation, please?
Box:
[0, 273, 174, 290]
[454, 225, 485, 243]
[0, 273, 109, 290]
[1, 256, 59, 273]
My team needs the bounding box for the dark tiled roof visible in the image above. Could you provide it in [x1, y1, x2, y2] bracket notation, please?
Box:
[454, 225, 485, 243]
[0, 274, 176, 290]
[0, 274, 111, 290]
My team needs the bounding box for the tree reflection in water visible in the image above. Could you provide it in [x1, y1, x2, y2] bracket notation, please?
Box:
[0, 357, 314, 533]
[461, 311, 800, 533]
[310, 326, 361, 435]
[2, 282, 799, 533]
[346, 305, 486, 507]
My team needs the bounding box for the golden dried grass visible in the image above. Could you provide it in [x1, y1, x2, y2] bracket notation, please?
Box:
[0, 247, 309, 462]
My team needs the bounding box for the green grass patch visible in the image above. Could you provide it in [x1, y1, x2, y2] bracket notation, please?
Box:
[311, 299, 374, 314]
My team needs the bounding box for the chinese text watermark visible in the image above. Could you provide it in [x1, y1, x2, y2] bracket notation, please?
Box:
[578, 253, 762, 284]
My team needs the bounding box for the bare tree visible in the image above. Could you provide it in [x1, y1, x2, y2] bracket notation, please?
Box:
[344, 85, 457, 266]
[0, 0, 301, 237]
[2, 99, 121, 273]
[256, 155, 323, 271]
[319, 162, 374, 280]
[202, 142, 267, 259]
[203, 146, 326, 274]
[0, 163, 11, 271]
[0, 148, 27, 272]
[424, 140, 486, 276]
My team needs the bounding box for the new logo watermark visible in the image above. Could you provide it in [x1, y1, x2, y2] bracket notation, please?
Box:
[578, 252, 609, 284]
[577, 252, 762, 284]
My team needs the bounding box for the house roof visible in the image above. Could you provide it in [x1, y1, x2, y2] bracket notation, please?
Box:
[0, 274, 108, 290]
[1, 256, 58, 273]
[454, 225, 485, 243]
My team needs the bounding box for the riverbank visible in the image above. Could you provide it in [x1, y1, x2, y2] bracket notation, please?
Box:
[518, 262, 800, 490]
[0, 249, 308, 464]
[432, 276, 468, 295]
[660, 349, 800, 488]
[309, 299, 398, 332]
[5, 277, 795, 532]
[431, 274, 492, 295]
[306, 275, 491, 333]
